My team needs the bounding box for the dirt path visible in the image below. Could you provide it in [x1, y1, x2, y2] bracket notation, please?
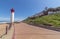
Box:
[14, 22, 60, 39]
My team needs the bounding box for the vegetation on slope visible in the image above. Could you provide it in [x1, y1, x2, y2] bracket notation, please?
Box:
[24, 13, 60, 28]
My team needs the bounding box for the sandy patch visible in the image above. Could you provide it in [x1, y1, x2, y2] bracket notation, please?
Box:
[0, 24, 14, 39]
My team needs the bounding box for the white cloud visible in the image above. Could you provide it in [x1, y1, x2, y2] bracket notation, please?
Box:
[0, 17, 25, 22]
[15, 17, 25, 22]
[0, 17, 10, 21]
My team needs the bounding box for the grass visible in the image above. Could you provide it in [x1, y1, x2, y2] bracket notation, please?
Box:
[24, 13, 60, 28]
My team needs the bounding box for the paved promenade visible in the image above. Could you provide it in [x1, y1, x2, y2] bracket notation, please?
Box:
[14, 22, 60, 39]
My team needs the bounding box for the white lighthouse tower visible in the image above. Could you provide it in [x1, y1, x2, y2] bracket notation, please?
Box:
[11, 8, 15, 26]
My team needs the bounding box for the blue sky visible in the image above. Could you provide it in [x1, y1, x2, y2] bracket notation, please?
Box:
[0, 0, 60, 22]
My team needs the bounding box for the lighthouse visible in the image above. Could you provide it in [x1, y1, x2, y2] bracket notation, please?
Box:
[5, 8, 15, 34]
[10, 8, 15, 26]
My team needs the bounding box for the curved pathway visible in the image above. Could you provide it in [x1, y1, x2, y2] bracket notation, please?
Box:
[14, 22, 60, 39]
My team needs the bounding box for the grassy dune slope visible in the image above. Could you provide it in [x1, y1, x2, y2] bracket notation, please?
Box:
[24, 13, 60, 28]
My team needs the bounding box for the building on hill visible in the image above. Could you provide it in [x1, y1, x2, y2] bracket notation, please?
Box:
[29, 7, 60, 19]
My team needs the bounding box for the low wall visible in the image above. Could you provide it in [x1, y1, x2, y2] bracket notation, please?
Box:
[0, 24, 14, 39]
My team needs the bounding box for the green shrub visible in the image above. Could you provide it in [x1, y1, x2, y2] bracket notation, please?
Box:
[24, 13, 60, 28]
